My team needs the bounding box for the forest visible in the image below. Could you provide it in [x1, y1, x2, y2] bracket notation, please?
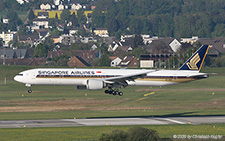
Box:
[92, 0, 225, 39]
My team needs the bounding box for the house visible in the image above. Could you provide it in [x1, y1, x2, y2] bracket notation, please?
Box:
[67, 56, 90, 67]
[18, 34, 39, 47]
[58, 34, 76, 45]
[16, 0, 29, 4]
[37, 12, 49, 19]
[108, 40, 122, 52]
[69, 29, 79, 36]
[91, 44, 98, 50]
[80, 37, 97, 43]
[48, 50, 101, 62]
[0, 49, 28, 59]
[86, 13, 92, 24]
[147, 37, 181, 53]
[53, 0, 60, 6]
[33, 18, 49, 29]
[181, 36, 199, 45]
[40, 4, 51, 10]
[141, 35, 159, 45]
[71, 3, 82, 10]
[0, 49, 16, 59]
[3, 18, 9, 24]
[51, 35, 60, 44]
[93, 28, 109, 37]
[196, 37, 225, 56]
[58, 4, 64, 10]
[115, 46, 132, 52]
[139, 55, 154, 68]
[14, 49, 28, 59]
[0, 58, 46, 66]
[120, 35, 134, 42]
[110, 57, 122, 67]
[118, 56, 139, 68]
[0, 31, 16, 47]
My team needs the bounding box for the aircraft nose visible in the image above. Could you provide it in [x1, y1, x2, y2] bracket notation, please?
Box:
[14, 75, 20, 82]
[14, 74, 24, 83]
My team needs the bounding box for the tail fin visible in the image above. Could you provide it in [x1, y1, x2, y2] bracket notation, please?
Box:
[179, 45, 210, 71]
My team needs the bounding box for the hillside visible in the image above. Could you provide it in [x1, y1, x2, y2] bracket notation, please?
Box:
[92, 0, 225, 38]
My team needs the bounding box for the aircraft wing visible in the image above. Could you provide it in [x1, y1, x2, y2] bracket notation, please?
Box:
[103, 70, 155, 87]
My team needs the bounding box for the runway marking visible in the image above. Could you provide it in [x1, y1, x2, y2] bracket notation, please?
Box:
[157, 118, 186, 124]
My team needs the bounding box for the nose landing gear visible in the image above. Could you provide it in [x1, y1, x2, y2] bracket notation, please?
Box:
[25, 84, 32, 93]
[28, 88, 32, 93]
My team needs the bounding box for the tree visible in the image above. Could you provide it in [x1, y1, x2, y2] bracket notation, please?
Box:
[28, 8, 35, 21]
[99, 127, 161, 141]
[128, 127, 160, 141]
[131, 35, 144, 49]
[18, 24, 28, 35]
[33, 43, 48, 57]
[70, 12, 78, 27]
[132, 48, 147, 58]
[55, 13, 59, 20]
[107, 17, 119, 36]
[77, 9, 86, 26]
[0, 38, 3, 47]
[60, 9, 71, 23]
[99, 129, 128, 141]
[43, 37, 54, 51]
[99, 54, 111, 66]
[6, 10, 22, 31]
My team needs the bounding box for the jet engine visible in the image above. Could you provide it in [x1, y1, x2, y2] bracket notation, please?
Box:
[86, 79, 105, 90]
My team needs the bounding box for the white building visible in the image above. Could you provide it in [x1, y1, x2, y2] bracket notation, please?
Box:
[0, 32, 16, 47]
[181, 36, 199, 45]
[169, 39, 182, 52]
[140, 60, 154, 68]
[141, 35, 159, 45]
[40, 4, 51, 10]
[33, 19, 49, 29]
[16, 0, 29, 4]
[54, 0, 60, 6]
[71, 4, 82, 10]
[3, 19, 9, 24]
[111, 57, 122, 67]
[58, 4, 64, 10]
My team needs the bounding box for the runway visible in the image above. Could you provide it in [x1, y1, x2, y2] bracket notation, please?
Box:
[0, 116, 225, 128]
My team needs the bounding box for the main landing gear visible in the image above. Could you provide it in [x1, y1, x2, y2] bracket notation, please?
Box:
[105, 89, 123, 96]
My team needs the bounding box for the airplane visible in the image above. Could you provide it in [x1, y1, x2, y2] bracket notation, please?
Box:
[14, 45, 210, 96]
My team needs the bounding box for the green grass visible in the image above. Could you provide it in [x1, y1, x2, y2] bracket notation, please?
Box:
[0, 66, 225, 140]
[0, 124, 224, 140]
[0, 66, 224, 120]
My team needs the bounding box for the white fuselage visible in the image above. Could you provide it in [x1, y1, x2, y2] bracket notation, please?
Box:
[14, 68, 207, 87]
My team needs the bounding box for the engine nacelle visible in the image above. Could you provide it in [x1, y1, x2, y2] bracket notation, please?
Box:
[86, 79, 105, 90]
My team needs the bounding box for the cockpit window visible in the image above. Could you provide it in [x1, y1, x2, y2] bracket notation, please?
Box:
[17, 74, 23, 76]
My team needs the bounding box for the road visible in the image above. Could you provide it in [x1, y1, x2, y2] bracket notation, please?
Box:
[0, 116, 225, 128]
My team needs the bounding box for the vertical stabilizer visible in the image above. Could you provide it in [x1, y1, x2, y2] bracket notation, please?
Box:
[179, 45, 210, 71]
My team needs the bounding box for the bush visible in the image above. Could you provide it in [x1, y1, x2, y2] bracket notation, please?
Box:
[128, 127, 160, 141]
[99, 127, 160, 141]
[99, 129, 128, 141]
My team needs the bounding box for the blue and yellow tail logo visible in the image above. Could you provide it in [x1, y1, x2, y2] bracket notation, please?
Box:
[179, 45, 210, 71]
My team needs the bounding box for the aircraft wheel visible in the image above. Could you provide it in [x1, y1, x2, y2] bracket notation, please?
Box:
[118, 92, 123, 96]
[112, 91, 116, 96]
[109, 90, 113, 94]
[105, 90, 109, 94]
